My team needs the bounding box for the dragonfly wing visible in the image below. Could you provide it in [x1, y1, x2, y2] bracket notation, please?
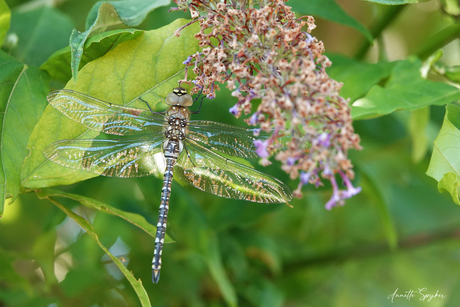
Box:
[48, 89, 165, 136]
[44, 135, 165, 178]
[188, 120, 286, 158]
[175, 139, 292, 203]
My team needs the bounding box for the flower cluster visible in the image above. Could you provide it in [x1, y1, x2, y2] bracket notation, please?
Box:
[173, 0, 362, 209]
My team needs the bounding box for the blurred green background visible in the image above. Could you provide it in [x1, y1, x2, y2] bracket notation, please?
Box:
[2, 0, 460, 306]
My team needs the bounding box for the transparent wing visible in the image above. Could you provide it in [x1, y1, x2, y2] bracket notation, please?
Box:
[187, 120, 271, 158]
[48, 89, 165, 136]
[175, 139, 292, 203]
[44, 135, 166, 178]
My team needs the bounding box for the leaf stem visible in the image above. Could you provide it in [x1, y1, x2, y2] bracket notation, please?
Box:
[415, 23, 460, 60]
[354, 5, 406, 60]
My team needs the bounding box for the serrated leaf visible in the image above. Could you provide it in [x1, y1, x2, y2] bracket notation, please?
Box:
[289, 0, 373, 42]
[0, 0, 10, 45]
[37, 191, 151, 307]
[71, 0, 171, 81]
[21, 18, 201, 189]
[8, 6, 73, 67]
[0, 51, 49, 216]
[351, 57, 460, 120]
[41, 28, 143, 85]
[427, 104, 460, 205]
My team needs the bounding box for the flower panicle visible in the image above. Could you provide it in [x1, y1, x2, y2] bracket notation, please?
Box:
[173, 0, 362, 209]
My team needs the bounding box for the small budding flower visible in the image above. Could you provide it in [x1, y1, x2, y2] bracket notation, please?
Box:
[253, 140, 270, 159]
[229, 104, 240, 116]
[173, 0, 362, 209]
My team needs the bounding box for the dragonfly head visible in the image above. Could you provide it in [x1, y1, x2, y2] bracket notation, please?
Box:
[166, 87, 193, 107]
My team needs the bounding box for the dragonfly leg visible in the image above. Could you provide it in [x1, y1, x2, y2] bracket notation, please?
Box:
[183, 145, 197, 168]
[139, 97, 165, 116]
[191, 87, 204, 114]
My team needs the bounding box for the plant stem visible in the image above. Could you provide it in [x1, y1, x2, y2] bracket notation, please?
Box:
[354, 5, 406, 60]
[415, 23, 460, 60]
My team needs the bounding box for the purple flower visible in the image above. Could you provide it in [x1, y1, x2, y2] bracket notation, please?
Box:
[287, 156, 297, 166]
[304, 32, 313, 43]
[322, 164, 332, 177]
[254, 139, 270, 158]
[325, 174, 342, 210]
[325, 192, 342, 210]
[249, 112, 259, 125]
[183, 56, 193, 65]
[229, 104, 239, 115]
[339, 171, 362, 199]
[317, 132, 331, 148]
[300, 171, 310, 184]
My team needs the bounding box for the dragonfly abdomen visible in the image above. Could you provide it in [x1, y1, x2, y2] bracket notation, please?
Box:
[152, 139, 181, 283]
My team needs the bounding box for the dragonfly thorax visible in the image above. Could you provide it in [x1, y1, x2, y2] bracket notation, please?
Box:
[164, 105, 190, 152]
[165, 87, 193, 106]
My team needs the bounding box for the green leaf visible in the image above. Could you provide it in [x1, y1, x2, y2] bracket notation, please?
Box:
[41, 28, 143, 85]
[0, 247, 32, 295]
[351, 57, 460, 120]
[408, 107, 430, 163]
[22, 18, 200, 189]
[70, 0, 171, 81]
[0, 0, 10, 45]
[441, 0, 460, 16]
[360, 167, 398, 250]
[88, 0, 171, 27]
[204, 234, 238, 307]
[240, 277, 284, 307]
[40, 188, 170, 241]
[170, 186, 237, 305]
[31, 229, 58, 286]
[289, 0, 373, 43]
[37, 190, 151, 307]
[327, 54, 395, 101]
[8, 6, 73, 67]
[0, 51, 49, 216]
[427, 104, 460, 205]
[362, 0, 419, 4]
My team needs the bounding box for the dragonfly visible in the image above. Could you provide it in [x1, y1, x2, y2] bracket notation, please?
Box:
[44, 86, 292, 283]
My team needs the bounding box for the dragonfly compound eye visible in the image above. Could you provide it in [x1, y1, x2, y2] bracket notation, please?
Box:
[166, 87, 193, 107]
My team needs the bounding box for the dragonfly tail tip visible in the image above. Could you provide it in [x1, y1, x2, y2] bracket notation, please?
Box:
[152, 269, 161, 283]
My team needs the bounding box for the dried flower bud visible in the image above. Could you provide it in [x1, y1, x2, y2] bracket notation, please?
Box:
[173, 0, 362, 209]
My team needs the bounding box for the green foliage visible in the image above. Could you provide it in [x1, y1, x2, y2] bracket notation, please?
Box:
[350, 57, 460, 119]
[2, 0, 460, 306]
[9, 6, 73, 67]
[37, 189, 152, 307]
[22, 18, 200, 189]
[364, 0, 419, 4]
[427, 104, 460, 204]
[69, 0, 171, 81]
[289, 0, 373, 42]
[0, 51, 49, 215]
[0, 0, 10, 45]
